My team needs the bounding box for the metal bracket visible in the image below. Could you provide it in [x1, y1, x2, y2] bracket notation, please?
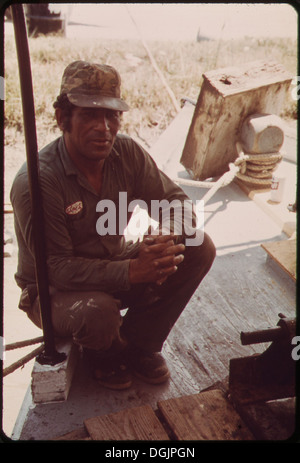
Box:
[229, 314, 296, 404]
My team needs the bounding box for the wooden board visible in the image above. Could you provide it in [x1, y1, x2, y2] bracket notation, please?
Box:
[54, 386, 295, 441]
[84, 405, 170, 441]
[180, 60, 292, 180]
[261, 239, 296, 281]
[157, 389, 254, 441]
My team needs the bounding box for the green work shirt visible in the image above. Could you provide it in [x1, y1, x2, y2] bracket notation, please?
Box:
[10, 134, 191, 294]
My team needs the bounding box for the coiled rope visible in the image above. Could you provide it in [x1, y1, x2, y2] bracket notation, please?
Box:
[173, 141, 283, 204]
[234, 142, 283, 186]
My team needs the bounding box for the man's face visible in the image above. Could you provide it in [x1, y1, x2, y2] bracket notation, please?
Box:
[62, 106, 121, 163]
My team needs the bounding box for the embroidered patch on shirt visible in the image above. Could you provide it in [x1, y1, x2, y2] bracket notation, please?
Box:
[65, 201, 83, 215]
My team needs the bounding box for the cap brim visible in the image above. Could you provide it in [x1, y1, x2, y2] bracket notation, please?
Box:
[67, 93, 130, 112]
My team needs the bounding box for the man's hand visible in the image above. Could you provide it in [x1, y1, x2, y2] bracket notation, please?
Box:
[129, 234, 185, 285]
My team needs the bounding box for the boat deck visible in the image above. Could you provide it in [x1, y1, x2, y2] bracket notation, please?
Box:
[4, 105, 297, 441]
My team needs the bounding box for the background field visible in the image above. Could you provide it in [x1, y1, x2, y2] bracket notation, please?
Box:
[4, 31, 298, 152]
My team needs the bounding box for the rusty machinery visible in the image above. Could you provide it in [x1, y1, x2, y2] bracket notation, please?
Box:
[229, 314, 297, 405]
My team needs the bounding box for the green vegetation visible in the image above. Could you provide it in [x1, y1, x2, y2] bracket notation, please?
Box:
[4, 33, 298, 148]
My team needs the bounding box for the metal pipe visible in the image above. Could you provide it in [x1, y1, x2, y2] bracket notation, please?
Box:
[11, 4, 65, 365]
[3, 345, 45, 377]
[241, 317, 296, 346]
[5, 336, 44, 351]
[240, 326, 284, 345]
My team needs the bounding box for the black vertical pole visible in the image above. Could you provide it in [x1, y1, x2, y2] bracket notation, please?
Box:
[11, 4, 65, 365]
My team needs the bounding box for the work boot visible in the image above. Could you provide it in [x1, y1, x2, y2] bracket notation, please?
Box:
[127, 348, 170, 385]
[84, 348, 132, 390]
[94, 356, 132, 390]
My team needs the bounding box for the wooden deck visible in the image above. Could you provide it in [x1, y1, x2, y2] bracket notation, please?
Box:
[7, 104, 297, 442]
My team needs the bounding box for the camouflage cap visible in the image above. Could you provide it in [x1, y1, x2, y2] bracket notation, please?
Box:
[60, 61, 129, 111]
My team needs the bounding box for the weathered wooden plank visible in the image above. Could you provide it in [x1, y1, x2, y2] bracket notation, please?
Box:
[261, 239, 296, 281]
[181, 60, 292, 180]
[84, 405, 170, 441]
[157, 389, 255, 440]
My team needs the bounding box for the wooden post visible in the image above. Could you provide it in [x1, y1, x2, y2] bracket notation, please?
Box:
[180, 60, 292, 181]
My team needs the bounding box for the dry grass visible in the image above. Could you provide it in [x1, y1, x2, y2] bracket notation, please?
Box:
[4, 33, 298, 149]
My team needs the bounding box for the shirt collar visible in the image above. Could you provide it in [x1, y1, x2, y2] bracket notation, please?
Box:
[58, 136, 78, 176]
[58, 135, 120, 177]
